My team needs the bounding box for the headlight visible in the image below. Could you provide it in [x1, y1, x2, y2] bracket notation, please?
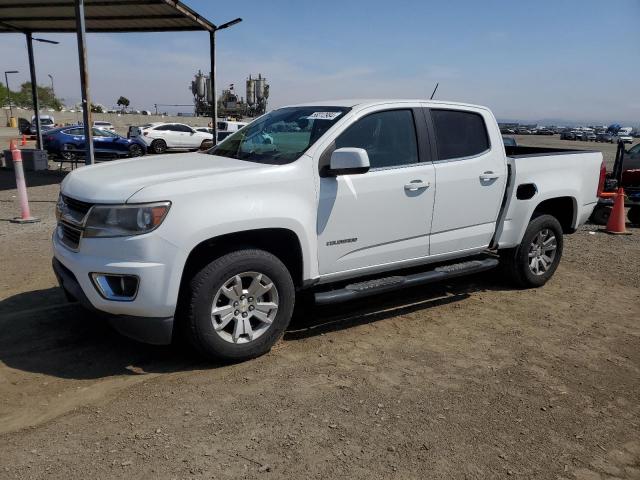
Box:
[84, 202, 171, 238]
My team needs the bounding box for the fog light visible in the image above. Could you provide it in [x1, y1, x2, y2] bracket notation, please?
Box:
[90, 273, 139, 301]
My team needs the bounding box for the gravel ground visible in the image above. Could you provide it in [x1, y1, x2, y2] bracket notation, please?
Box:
[0, 137, 639, 479]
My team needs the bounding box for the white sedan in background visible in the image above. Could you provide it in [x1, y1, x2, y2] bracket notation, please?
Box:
[92, 120, 116, 132]
[133, 122, 213, 154]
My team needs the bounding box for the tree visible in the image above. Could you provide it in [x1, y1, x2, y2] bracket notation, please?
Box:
[90, 103, 104, 113]
[13, 82, 63, 110]
[116, 96, 130, 112]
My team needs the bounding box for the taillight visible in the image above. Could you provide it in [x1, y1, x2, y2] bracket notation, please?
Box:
[143, 131, 148, 136]
[597, 160, 606, 197]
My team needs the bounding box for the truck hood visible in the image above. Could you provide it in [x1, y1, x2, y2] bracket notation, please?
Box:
[61, 152, 261, 203]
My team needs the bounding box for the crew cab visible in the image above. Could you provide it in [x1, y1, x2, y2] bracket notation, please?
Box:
[134, 122, 213, 154]
[52, 100, 603, 361]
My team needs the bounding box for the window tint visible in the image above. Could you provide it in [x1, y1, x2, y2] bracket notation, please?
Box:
[431, 109, 489, 160]
[154, 124, 172, 131]
[65, 128, 84, 135]
[173, 124, 193, 133]
[335, 110, 418, 169]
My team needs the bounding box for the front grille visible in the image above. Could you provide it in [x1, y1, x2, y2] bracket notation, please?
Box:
[57, 195, 94, 250]
[59, 221, 83, 250]
[62, 194, 93, 215]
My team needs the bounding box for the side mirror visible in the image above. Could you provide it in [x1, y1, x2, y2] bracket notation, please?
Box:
[327, 148, 370, 176]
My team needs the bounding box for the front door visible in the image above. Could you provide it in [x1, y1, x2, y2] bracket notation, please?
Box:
[317, 108, 435, 276]
[426, 107, 507, 256]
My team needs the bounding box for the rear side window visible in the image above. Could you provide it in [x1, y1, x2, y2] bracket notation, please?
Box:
[431, 109, 489, 160]
[335, 110, 419, 169]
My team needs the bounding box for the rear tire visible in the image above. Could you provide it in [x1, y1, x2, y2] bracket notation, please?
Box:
[184, 249, 295, 362]
[500, 214, 563, 288]
[590, 205, 612, 226]
[151, 139, 167, 154]
[628, 206, 640, 226]
[61, 145, 77, 161]
[128, 143, 144, 157]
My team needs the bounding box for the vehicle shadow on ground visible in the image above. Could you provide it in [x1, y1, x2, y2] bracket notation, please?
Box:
[286, 269, 512, 340]
[0, 287, 196, 380]
[0, 271, 513, 381]
[0, 167, 67, 192]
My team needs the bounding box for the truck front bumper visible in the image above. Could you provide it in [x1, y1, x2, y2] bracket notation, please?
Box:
[51, 229, 183, 345]
[52, 257, 174, 345]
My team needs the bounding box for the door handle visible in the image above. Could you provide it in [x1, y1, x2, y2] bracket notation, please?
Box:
[404, 180, 430, 191]
[479, 171, 499, 180]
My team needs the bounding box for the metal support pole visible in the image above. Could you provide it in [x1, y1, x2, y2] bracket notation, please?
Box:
[26, 33, 43, 150]
[209, 30, 217, 144]
[74, 0, 94, 165]
[5, 72, 13, 122]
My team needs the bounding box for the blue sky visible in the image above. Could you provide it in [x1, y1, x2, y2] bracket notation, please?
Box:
[1, 0, 638, 123]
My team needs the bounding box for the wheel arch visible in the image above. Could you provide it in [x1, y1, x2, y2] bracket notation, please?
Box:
[531, 196, 577, 233]
[179, 228, 305, 292]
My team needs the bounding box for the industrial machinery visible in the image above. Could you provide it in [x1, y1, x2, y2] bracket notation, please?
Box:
[191, 71, 269, 119]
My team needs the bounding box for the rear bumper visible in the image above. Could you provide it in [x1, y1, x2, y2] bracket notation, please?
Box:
[52, 257, 174, 345]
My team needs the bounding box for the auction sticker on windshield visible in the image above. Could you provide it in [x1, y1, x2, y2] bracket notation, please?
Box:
[306, 112, 343, 120]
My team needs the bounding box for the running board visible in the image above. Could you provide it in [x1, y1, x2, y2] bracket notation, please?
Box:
[314, 258, 499, 305]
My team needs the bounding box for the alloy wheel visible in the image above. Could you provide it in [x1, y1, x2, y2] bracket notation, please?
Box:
[527, 228, 557, 275]
[210, 271, 279, 344]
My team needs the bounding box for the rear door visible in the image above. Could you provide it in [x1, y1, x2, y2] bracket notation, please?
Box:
[317, 107, 436, 276]
[425, 106, 507, 256]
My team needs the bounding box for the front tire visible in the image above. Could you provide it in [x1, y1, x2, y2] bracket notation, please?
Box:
[184, 249, 295, 362]
[500, 214, 564, 288]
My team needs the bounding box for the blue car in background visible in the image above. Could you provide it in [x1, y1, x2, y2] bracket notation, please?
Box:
[43, 125, 147, 161]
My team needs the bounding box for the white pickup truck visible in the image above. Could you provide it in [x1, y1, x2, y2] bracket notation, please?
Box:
[53, 100, 603, 361]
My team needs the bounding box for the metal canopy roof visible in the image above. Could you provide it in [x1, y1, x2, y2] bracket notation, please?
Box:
[0, 0, 216, 33]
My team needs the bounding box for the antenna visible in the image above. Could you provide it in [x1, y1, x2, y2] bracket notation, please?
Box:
[430, 82, 439, 100]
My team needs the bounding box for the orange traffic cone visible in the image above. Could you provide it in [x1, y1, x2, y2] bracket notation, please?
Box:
[604, 188, 630, 235]
[21, 134, 27, 146]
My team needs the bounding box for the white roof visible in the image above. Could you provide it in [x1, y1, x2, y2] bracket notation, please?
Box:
[283, 98, 488, 111]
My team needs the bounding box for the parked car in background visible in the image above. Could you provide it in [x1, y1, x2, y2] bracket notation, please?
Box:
[516, 128, 532, 134]
[615, 132, 634, 144]
[560, 131, 577, 140]
[132, 122, 213, 153]
[535, 128, 554, 135]
[92, 120, 115, 132]
[582, 132, 596, 142]
[44, 126, 146, 160]
[28, 115, 55, 135]
[596, 133, 615, 143]
[502, 136, 517, 147]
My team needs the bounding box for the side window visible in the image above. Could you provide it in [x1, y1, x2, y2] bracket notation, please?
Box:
[154, 125, 170, 131]
[431, 109, 489, 160]
[174, 124, 193, 133]
[334, 110, 419, 169]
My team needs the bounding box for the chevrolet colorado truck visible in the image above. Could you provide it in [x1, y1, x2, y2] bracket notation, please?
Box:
[53, 100, 604, 361]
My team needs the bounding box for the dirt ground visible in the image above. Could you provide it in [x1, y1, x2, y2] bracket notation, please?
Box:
[0, 135, 639, 479]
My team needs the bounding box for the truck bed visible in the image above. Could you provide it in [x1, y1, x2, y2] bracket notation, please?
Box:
[505, 145, 598, 158]
[494, 146, 603, 249]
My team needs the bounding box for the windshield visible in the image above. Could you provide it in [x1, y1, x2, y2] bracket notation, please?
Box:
[209, 106, 350, 164]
